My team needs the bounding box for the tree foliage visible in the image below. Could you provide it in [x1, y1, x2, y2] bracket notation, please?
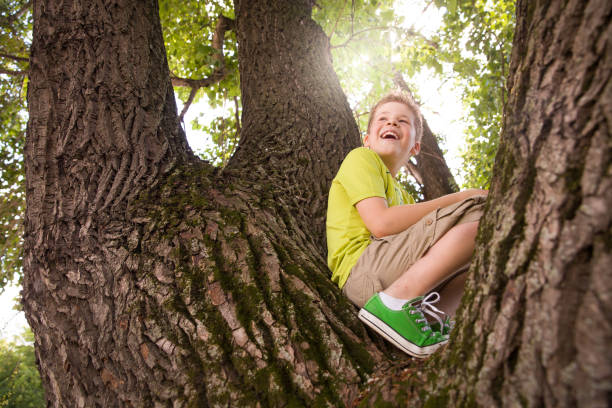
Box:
[431, 0, 515, 188]
[0, 330, 44, 408]
[0, 0, 30, 290]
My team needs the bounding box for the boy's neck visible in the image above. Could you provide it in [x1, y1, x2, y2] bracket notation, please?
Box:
[376, 152, 405, 178]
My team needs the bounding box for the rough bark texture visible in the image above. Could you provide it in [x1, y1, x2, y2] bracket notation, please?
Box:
[228, 1, 361, 256]
[425, 0, 612, 406]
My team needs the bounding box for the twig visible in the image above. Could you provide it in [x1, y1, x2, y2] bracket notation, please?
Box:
[328, 0, 348, 42]
[0, 53, 29, 62]
[331, 26, 392, 49]
[3, 0, 32, 25]
[332, 25, 437, 50]
[0, 67, 26, 76]
[422, 0, 434, 14]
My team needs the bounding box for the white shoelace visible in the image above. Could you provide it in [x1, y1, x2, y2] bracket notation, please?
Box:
[419, 292, 450, 334]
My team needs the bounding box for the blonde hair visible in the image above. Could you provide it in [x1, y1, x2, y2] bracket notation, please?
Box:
[367, 92, 423, 142]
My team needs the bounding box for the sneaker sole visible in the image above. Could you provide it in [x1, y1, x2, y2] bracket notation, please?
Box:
[358, 308, 447, 358]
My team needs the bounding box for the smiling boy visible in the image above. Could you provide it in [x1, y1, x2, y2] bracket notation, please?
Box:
[326, 93, 487, 357]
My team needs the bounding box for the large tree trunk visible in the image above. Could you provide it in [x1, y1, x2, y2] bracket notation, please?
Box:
[440, 0, 611, 405]
[359, 0, 612, 406]
[24, 0, 387, 406]
[23, 0, 610, 407]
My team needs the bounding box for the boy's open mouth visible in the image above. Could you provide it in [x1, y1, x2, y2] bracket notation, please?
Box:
[381, 131, 399, 140]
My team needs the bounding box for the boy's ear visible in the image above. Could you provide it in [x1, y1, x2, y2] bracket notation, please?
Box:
[411, 141, 421, 156]
[363, 133, 371, 147]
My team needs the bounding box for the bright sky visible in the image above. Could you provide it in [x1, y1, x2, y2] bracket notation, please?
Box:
[0, 0, 469, 341]
[0, 284, 26, 341]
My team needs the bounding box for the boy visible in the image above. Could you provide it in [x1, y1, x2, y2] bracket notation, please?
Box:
[326, 92, 486, 358]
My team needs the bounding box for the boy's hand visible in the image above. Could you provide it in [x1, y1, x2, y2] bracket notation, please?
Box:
[461, 189, 488, 199]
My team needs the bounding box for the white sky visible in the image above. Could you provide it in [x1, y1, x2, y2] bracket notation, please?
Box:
[0, 0, 468, 341]
[0, 284, 26, 341]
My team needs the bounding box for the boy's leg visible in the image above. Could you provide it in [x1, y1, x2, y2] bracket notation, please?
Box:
[351, 198, 484, 356]
[383, 221, 479, 301]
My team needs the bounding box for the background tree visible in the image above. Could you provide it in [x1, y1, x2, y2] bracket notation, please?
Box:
[0, 330, 45, 408]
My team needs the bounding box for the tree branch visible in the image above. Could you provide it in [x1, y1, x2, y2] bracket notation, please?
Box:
[405, 160, 424, 186]
[0, 67, 26, 76]
[178, 86, 198, 123]
[2, 0, 32, 25]
[331, 25, 438, 50]
[171, 15, 234, 118]
[0, 53, 29, 62]
[233, 96, 241, 134]
[328, 0, 349, 42]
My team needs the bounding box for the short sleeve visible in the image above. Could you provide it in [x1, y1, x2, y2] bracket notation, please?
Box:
[335, 148, 386, 206]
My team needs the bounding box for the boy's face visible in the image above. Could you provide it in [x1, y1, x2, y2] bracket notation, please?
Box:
[363, 102, 421, 174]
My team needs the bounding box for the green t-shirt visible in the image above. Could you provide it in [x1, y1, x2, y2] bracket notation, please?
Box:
[326, 147, 414, 288]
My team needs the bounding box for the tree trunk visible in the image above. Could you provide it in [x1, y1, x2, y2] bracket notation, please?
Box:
[359, 0, 611, 406]
[24, 0, 386, 406]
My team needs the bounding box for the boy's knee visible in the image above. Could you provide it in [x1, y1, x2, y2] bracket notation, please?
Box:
[456, 220, 479, 237]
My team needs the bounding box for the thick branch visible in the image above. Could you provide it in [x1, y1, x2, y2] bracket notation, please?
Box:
[229, 1, 360, 256]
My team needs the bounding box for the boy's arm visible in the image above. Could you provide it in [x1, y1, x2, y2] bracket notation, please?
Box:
[355, 189, 487, 238]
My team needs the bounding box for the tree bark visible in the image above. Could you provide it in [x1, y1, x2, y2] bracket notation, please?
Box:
[228, 1, 360, 256]
[424, 0, 612, 406]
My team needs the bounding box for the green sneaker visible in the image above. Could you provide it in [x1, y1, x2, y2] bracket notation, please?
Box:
[358, 293, 448, 358]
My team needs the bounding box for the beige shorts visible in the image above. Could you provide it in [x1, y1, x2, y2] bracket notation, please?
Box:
[342, 196, 486, 307]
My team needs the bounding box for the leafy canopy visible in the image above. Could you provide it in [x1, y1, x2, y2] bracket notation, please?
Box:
[0, 0, 30, 290]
